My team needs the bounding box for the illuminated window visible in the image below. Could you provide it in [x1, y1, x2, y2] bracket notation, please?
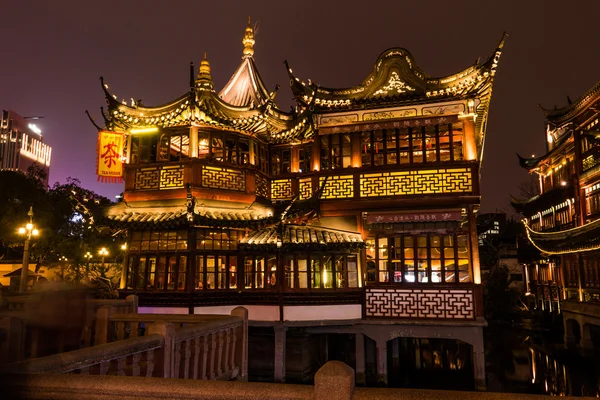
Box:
[367, 233, 471, 284]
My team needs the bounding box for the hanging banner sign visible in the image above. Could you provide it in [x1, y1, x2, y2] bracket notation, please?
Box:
[96, 131, 125, 183]
[366, 210, 463, 224]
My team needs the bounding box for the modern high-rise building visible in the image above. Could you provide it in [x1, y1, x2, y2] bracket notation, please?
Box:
[97, 21, 504, 389]
[0, 110, 52, 185]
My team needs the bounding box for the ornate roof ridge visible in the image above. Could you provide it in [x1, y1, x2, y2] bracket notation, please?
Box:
[545, 80, 600, 124]
[219, 57, 273, 108]
[286, 32, 506, 107]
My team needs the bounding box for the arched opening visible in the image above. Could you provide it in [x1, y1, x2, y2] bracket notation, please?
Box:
[386, 337, 474, 390]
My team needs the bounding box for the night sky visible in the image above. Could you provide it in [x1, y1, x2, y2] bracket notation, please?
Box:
[2, 0, 599, 213]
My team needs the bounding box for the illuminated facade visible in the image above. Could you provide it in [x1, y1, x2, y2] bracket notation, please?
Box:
[513, 80, 600, 349]
[0, 110, 51, 185]
[98, 21, 504, 388]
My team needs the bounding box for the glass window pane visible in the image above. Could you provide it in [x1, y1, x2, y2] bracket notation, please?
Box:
[229, 256, 237, 289]
[195, 256, 204, 290]
[298, 257, 308, 288]
[311, 257, 321, 288]
[347, 255, 358, 288]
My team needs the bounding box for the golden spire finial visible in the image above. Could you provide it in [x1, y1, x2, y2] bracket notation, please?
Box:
[242, 17, 255, 57]
[199, 52, 211, 75]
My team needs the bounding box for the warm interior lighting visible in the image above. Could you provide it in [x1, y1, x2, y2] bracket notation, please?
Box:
[130, 127, 159, 134]
[121, 243, 127, 250]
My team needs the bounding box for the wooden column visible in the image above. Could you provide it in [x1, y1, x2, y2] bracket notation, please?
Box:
[351, 132, 361, 168]
[274, 325, 287, 383]
[462, 117, 477, 161]
[291, 146, 300, 173]
[468, 205, 482, 284]
[189, 126, 198, 158]
[313, 135, 321, 172]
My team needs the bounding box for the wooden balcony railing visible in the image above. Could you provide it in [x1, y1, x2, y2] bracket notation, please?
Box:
[363, 285, 482, 320]
[124, 160, 479, 201]
[2, 307, 248, 381]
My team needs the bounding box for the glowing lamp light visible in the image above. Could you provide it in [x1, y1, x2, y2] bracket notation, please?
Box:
[26, 223, 33, 230]
[99, 247, 109, 256]
[32, 229, 39, 236]
[561, 181, 567, 186]
[18, 227, 26, 234]
[130, 127, 159, 134]
[121, 243, 127, 250]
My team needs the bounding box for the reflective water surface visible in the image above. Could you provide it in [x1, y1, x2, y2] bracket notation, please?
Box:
[485, 323, 600, 396]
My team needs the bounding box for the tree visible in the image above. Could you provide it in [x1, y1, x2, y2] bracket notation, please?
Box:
[484, 264, 520, 321]
[0, 171, 123, 296]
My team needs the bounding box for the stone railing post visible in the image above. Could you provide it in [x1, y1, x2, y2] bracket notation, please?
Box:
[0, 316, 25, 364]
[125, 295, 139, 314]
[314, 361, 354, 400]
[231, 306, 248, 380]
[147, 322, 175, 378]
[94, 306, 113, 345]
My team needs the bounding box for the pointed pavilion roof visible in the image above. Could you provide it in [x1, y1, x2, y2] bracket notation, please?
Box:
[218, 18, 274, 108]
[100, 21, 313, 144]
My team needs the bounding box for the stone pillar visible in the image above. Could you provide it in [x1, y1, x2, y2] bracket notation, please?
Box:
[355, 333, 365, 385]
[581, 322, 594, 350]
[375, 339, 387, 386]
[391, 338, 400, 371]
[471, 329, 486, 391]
[274, 325, 287, 383]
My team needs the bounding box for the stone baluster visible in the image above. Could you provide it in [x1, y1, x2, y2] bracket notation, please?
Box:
[216, 331, 224, 377]
[131, 353, 141, 377]
[182, 338, 192, 379]
[208, 332, 217, 380]
[191, 336, 201, 379]
[223, 327, 231, 374]
[200, 335, 208, 380]
[173, 341, 182, 378]
[145, 349, 155, 377]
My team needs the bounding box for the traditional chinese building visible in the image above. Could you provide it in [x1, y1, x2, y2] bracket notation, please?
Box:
[97, 21, 504, 388]
[0, 110, 52, 185]
[513, 80, 600, 349]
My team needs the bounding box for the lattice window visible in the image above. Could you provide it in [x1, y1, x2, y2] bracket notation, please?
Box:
[319, 175, 354, 199]
[299, 178, 312, 200]
[255, 173, 269, 199]
[134, 167, 160, 190]
[201, 166, 245, 191]
[364, 287, 475, 319]
[360, 168, 472, 197]
[271, 179, 293, 200]
[160, 165, 184, 189]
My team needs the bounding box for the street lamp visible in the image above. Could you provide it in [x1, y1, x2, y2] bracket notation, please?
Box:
[99, 247, 109, 274]
[18, 206, 40, 293]
[84, 251, 92, 281]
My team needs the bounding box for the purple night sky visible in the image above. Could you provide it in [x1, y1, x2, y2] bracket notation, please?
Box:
[1, 0, 599, 212]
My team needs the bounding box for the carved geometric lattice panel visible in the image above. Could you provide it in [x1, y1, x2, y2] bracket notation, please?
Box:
[364, 287, 475, 319]
[360, 168, 472, 197]
[271, 179, 293, 200]
[201, 166, 245, 191]
[299, 178, 312, 200]
[160, 165, 184, 189]
[135, 167, 160, 190]
[255, 173, 269, 198]
[319, 175, 353, 199]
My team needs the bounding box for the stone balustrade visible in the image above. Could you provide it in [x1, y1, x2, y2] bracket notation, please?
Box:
[3, 360, 587, 400]
[2, 307, 248, 381]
